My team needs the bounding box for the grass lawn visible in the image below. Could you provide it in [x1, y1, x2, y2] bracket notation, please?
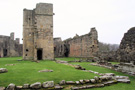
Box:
[0, 57, 96, 86]
[0, 57, 135, 90]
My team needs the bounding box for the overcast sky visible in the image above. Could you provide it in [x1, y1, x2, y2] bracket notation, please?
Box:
[0, 0, 135, 44]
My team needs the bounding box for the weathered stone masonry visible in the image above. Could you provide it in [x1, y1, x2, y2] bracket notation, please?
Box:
[117, 27, 135, 64]
[54, 28, 99, 58]
[0, 32, 22, 57]
[23, 3, 54, 60]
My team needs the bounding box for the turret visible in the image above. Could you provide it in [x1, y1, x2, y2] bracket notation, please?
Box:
[10, 32, 14, 40]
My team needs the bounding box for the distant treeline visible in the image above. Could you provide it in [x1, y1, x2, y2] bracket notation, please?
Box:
[99, 42, 119, 52]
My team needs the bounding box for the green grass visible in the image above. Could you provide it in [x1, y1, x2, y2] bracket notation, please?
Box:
[0, 57, 96, 86]
[0, 57, 135, 90]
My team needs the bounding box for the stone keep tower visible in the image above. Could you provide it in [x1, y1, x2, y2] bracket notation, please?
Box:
[23, 3, 54, 60]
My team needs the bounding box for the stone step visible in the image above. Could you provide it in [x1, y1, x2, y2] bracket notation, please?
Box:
[117, 79, 130, 83]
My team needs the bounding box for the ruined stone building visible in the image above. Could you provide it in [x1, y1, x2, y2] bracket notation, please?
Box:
[117, 27, 135, 64]
[0, 32, 22, 57]
[23, 3, 54, 60]
[54, 28, 99, 58]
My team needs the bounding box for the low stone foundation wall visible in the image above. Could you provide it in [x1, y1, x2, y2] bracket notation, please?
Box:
[0, 74, 130, 90]
[91, 62, 135, 76]
[119, 63, 135, 73]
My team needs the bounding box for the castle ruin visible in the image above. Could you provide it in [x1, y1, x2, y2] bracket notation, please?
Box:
[23, 3, 54, 60]
[54, 27, 99, 58]
[23, 3, 99, 60]
[117, 27, 135, 64]
[0, 32, 22, 57]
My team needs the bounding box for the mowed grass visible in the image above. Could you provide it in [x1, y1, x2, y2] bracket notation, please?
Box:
[71, 62, 135, 90]
[0, 57, 96, 86]
[0, 57, 135, 90]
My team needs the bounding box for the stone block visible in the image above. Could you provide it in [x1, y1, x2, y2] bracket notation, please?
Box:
[90, 79, 96, 84]
[84, 79, 90, 83]
[66, 81, 75, 85]
[0, 68, 8, 73]
[38, 69, 53, 72]
[30, 82, 41, 89]
[79, 80, 85, 84]
[54, 85, 63, 89]
[80, 86, 87, 89]
[22, 84, 29, 89]
[43, 81, 54, 88]
[94, 76, 99, 82]
[95, 84, 104, 87]
[16, 86, 23, 89]
[104, 73, 115, 76]
[59, 80, 66, 85]
[0, 87, 5, 90]
[75, 81, 80, 85]
[71, 87, 79, 90]
[117, 79, 130, 83]
[86, 85, 95, 88]
[6, 83, 15, 90]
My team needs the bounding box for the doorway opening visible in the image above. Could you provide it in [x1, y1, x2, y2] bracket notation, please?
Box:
[37, 48, 43, 60]
[3, 49, 7, 57]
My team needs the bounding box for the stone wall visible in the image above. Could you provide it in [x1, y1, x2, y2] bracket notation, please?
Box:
[54, 38, 69, 57]
[54, 27, 99, 58]
[117, 27, 135, 64]
[0, 33, 22, 57]
[23, 3, 54, 60]
[96, 51, 117, 62]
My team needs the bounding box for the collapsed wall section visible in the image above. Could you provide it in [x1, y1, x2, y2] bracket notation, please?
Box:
[54, 28, 99, 58]
[0, 33, 22, 57]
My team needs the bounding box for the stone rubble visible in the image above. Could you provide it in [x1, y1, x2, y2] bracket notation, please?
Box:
[54, 85, 63, 89]
[79, 80, 85, 84]
[16, 86, 23, 89]
[56, 60, 68, 63]
[66, 81, 76, 85]
[4, 73, 130, 90]
[84, 79, 90, 83]
[30, 82, 41, 89]
[90, 62, 135, 76]
[90, 79, 96, 84]
[22, 84, 29, 89]
[38, 69, 53, 72]
[0, 68, 8, 73]
[54, 60, 131, 90]
[59, 80, 66, 85]
[117, 79, 130, 83]
[0, 87, 5, 90]
[74, 65, 86, 70]
[6, 83, 15, 90]
[5, 64, 16, 66]
[71, 84, 104, 90]
[75, 81, 80, 85]
[43, 81, 54, 88]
